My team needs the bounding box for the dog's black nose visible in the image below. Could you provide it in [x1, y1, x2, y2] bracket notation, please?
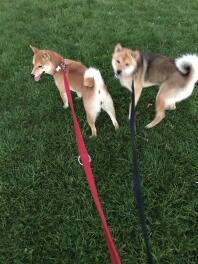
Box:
[117, 70, 122, 75]
[31, 74, 34, 79]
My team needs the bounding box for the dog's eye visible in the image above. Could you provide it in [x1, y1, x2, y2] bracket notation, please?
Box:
[125, 63, 129, 66]
[116, 60, 120, 64]
[38, 65, 42, 68]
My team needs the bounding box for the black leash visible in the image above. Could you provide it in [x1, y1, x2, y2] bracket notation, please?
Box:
[130, 81, 154, 264]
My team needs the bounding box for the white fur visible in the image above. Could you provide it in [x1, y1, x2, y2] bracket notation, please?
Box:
[84, 68, 105, 115]
[112, 59, 135, 77]
[120, 76, 133, 91]
[175, 54, 198, 83]
[166, 80, 195, 105]
[111, 59, 134, 91]
[84, 67, 118, 127]
[124, 65, 136, 76]
[43, 64, 53, 74]
[63, 93, 69, 108]
[166, 54, 198, 105]
[84, 67, 104, 90]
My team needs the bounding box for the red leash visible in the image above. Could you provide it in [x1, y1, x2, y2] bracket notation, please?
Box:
[63, 70, 121, 264]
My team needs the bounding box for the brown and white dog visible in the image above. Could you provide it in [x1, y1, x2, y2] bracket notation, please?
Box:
[112, 43, 198, 128]
[30, 46, 119, 137]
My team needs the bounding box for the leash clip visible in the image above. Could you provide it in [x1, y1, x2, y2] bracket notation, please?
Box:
[78, 155, 91, 166]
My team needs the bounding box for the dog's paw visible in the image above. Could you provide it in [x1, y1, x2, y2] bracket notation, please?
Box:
[145, 123, 152, 129]
[114, 121, 119, 130]
[89, 134, 97, 139]
[170, 103, 176, 110]
[63, 104, 69, 109]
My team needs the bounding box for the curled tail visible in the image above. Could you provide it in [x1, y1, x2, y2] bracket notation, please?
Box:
[175, 54, 198, 83]
[83, 67, 104, 90]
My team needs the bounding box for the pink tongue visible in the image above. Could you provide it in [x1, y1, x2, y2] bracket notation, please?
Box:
[34, 75, 41, 82]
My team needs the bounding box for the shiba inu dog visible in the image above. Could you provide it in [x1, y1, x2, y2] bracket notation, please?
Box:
[30, 46, 119, 137]
[112, 43, 198, 128]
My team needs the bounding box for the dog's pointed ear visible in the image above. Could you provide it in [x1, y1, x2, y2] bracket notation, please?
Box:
[114, 43, 123, 53]
[30, 45, 39, 54]
[131, 50, 140, 59]
[130, 50, 141, 66]
[42, 52, 50, 61]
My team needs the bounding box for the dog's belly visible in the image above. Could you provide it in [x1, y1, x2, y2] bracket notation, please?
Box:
[143, 81, 156, 88]
[121, 78, 155, 90]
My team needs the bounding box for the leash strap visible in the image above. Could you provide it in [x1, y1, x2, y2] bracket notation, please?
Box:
[63, 71, 121, 264]
[130, 81, 154, 264]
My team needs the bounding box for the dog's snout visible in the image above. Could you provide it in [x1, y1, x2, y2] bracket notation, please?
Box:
[31, 74, 34, 79]
[117, 70, 122, 75]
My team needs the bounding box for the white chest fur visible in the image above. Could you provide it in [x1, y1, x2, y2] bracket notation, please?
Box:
[120, 76, 133, 92]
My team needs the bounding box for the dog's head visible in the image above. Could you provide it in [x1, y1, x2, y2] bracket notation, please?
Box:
[112, 43, 139, 79]
[30, 45, 59, 81]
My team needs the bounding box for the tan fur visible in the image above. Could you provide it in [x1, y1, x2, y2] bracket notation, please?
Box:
[83, 77, 95, 88]
[112, 43, 197, 128]
[30, 46, 119, 137]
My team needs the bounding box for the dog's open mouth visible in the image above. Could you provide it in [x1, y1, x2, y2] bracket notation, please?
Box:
[34, 71, 45, 82]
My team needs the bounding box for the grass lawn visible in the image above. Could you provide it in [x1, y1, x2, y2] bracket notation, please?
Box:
[0, 0, 197, 263]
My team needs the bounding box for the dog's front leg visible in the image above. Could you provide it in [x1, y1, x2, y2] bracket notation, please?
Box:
[55, 78, 69, 109]
[128, 80, 143, 119]
[134, 79, 143, 107]
[60, 91, 69, 109]
[128, 102, 132, 119]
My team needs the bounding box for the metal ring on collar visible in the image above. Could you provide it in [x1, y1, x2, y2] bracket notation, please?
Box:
[78, 155, 91, 166]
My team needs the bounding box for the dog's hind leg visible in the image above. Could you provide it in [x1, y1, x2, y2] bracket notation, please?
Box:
[146, 110, 165, 128]
[86, 112, 98, 138]
[145, 102, 165, 128]
[167, 103, 176, 110]
[102, 94, 119, 130]
[145, 86, 167, 128]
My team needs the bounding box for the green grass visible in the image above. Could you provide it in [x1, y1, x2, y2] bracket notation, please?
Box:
[0, 0, 197, 263]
